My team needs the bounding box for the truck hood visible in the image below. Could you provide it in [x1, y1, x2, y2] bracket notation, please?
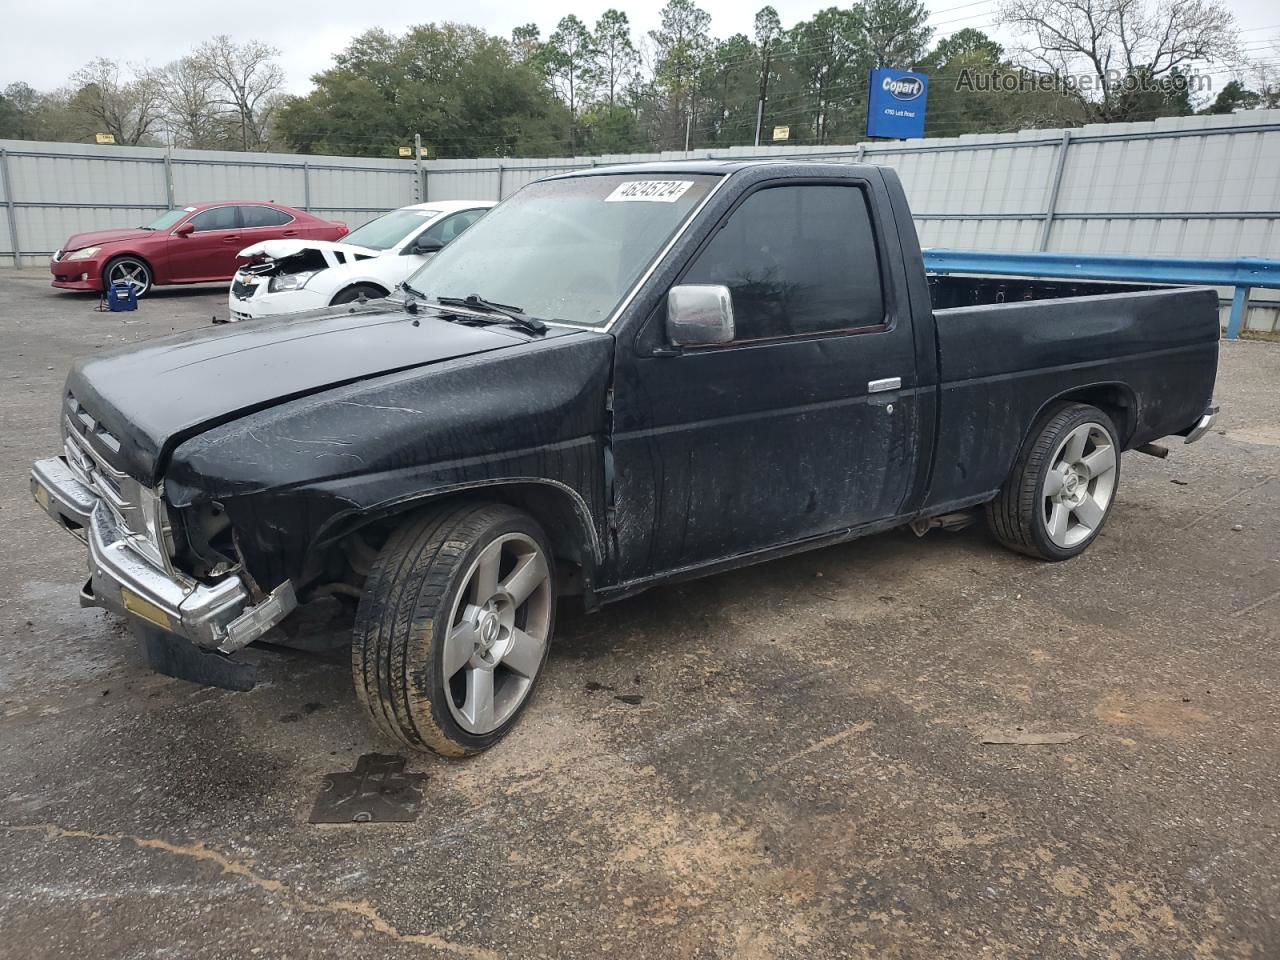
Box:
[237, 238, 382, 260]
[65, 307, 538, 485]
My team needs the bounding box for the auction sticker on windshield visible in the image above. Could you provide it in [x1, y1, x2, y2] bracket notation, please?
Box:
[604, 180, 694, 203]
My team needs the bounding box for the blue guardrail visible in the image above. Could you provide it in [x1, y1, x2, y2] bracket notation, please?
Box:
[923, 249, 1280, 339]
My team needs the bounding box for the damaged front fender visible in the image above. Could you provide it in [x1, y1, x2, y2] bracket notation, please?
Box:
[164, 330, 615, 592]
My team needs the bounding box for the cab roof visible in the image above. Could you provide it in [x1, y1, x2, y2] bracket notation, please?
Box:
[397, 200, 497, 213]
[544, 159, 752, 180]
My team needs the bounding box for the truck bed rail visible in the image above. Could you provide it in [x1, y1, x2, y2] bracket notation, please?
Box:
[923, 249, 1280, 340]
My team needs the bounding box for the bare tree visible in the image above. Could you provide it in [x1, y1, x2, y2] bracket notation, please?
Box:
[194, 36, 284, 150]
[155, 55, 221, 147]
[1247, 42, 1280, 109]
[69, 58, 162, 145]
[999, 0, 1240, 120]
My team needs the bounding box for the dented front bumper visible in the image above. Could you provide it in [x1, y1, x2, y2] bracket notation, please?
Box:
[30, 455, 296, 655]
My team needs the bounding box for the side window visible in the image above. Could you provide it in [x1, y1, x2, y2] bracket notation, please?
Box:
[418, 209, 486, 248]
[682, 184, 884, 341]
[189, 206, 240, 232]
[240, 206, 293, 228]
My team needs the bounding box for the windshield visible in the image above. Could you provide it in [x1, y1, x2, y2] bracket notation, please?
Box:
[406, 174, 718, 327]
[344, 209, 441, 250]
[143, 208, 193, 231]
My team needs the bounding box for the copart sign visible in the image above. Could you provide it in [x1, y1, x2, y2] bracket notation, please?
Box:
[866, 68, 930, 140]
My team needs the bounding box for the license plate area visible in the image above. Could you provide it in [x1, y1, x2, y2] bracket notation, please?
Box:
[121, 587, 176, 632]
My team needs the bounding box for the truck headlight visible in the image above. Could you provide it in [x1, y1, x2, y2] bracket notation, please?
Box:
[66, 246, 101, 261]
[269, 271, 317, 293]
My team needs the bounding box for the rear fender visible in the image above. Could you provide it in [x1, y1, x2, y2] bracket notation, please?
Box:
[1023, 381, 1140, 449]
[989, 381, 1138, 495]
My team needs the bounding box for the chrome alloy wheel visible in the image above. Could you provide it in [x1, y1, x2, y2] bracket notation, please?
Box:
[1042, 422, 1118, 548]
[106, 258, 150, 295]
[443, 532, 552, 735]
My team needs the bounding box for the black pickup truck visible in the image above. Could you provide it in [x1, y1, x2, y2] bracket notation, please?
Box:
[31, 160, 1219, 756]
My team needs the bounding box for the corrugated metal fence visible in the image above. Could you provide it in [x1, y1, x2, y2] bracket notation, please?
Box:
[0, 142, 416, 266]
[4, 109, 1280, 330]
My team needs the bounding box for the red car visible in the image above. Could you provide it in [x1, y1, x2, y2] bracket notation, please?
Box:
[50, 202, 347, 297]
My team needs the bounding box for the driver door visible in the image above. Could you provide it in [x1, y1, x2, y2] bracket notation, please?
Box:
[167, 205, 243, 281]
[609, 180, 921, 582]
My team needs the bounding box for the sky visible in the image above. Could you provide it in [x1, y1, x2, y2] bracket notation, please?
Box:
[2, 0, 1278, 95]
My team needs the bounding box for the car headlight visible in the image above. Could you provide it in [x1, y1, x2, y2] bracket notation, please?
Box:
[268, 271, 317, 293]
[65, 246, 101, 261]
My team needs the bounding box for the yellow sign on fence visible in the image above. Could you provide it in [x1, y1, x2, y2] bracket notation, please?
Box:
[772, 126, 790, 142]
[95, 132, 116, 145]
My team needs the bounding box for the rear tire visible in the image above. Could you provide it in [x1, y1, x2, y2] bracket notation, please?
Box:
[986, 403, 1121, 561]
[352, 502, 555, 756]
[330, 283, 387, 306]
[102, 256, 153, 298]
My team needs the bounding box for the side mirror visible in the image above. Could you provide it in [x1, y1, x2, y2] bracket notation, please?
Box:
[666, 284, 735, 346]
[174, 222, 195, 237]
[413, 239, 444, 255]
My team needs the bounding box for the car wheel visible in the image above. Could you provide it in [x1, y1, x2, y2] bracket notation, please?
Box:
[987, 402, 1121, 561]
[103, 256, 153, 298]
[330, 284, 387, 306]
[352, 502, 555, 756]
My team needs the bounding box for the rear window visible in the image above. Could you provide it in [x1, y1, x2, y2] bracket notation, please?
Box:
[241, 206, 294, 228]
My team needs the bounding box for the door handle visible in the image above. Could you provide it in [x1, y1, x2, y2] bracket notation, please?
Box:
[222, 235, 241, 243]
[868, 377, 901, 393]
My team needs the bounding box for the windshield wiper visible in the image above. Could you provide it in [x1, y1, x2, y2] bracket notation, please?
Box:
[396, 277, 427, 300]
[394, 277, 430, 312]
[433, 295, 548, 335]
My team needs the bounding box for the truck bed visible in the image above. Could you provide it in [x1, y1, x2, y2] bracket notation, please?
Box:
[928, 275, 1154, 309]
[925, 285, 1220, 509]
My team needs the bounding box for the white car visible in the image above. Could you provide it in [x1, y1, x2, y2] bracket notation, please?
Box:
[227, 200, 494, 321]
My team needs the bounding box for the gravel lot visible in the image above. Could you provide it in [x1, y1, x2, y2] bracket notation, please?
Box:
[0, 267, 1277, 959]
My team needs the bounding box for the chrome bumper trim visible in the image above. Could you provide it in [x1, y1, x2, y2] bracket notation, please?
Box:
[31, 456, 95, 541]
[220, 581, 297, 654]
[1184, 403, 1219, 445]
[31, 456, 297, 651]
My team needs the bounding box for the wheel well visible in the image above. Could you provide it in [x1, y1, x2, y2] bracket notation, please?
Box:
[102, 252, 153, 281]
[331, 281, 389, 304]
[1034, 383, 1138, 447]
[307, 483, 600, 602]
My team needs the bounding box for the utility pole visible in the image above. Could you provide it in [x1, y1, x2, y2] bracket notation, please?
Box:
[413, 133, 424, 202]
[753, 45, 773, 147]
[685, 111, 692, 155]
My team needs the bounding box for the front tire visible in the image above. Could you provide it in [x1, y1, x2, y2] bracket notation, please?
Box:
[352, 502, 555, 756]
[103, 256, 153, 298]
[330, 283, 387, 306]
[987, 403, 1121, 561]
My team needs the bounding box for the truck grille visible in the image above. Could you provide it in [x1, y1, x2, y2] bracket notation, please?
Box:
[64, 391, 122, 454]
[63, 392, 174, 571]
